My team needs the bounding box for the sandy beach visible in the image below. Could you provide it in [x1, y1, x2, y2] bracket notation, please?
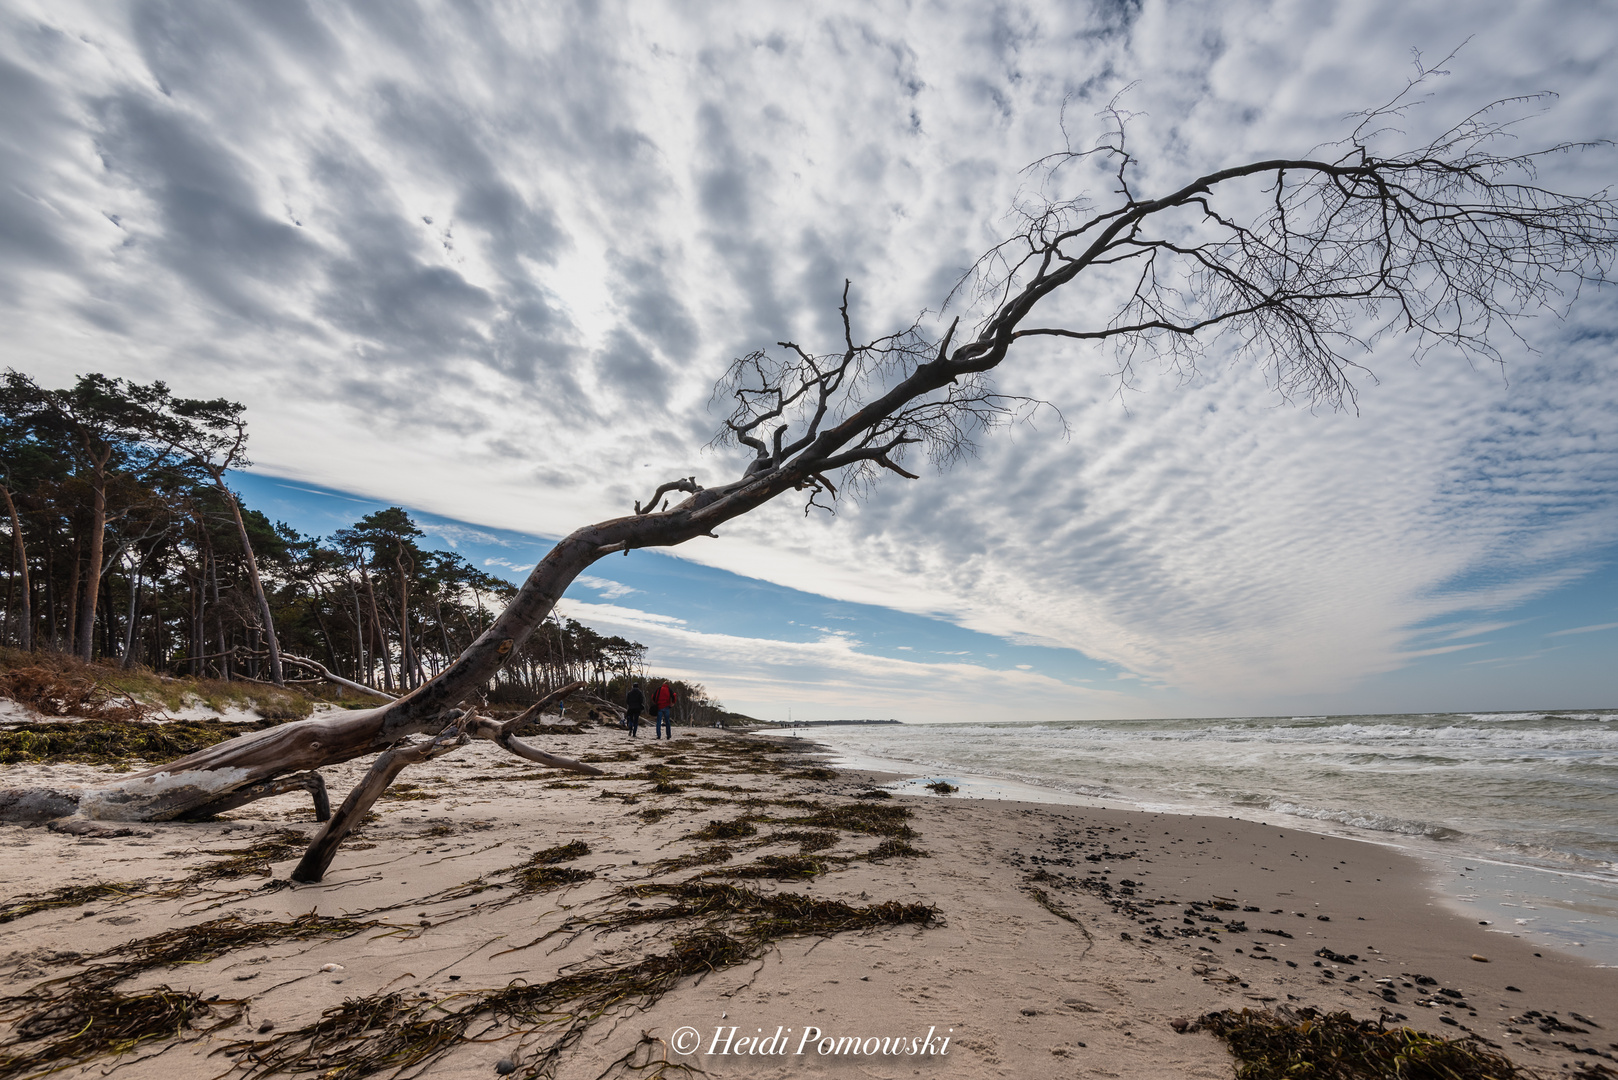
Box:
[2, 719, 1614, 1079]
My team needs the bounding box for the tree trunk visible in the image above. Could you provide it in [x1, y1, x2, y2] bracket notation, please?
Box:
[120, 559, 141, 667]
[394, 550, 413, 691]
[291, 736, 457, 883]
[64, 532, 80, 656]
[208, 537, 228, 679]
[74, 450, 111, 663]
[361, 567, 392, 693]
[217, 482, 284, 685]
[188, 562, 202, 677]
[0, 483, 31, 651]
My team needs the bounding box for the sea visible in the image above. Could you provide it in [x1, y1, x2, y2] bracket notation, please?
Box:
[802, 710, 1618, 966]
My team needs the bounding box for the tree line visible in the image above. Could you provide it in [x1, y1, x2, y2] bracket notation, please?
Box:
[0, 371, 726, 722]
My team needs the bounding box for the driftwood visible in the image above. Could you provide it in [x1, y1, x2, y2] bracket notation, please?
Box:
[3, 88, 1614, 881]
[178, 771, 331, 823]
[290, 696, 605, 883]
[290, 728, 463, 883]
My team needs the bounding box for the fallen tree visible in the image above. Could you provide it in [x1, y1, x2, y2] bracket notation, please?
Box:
[3, 77, 1615, 880]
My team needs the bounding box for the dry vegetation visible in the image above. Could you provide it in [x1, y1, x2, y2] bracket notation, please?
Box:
[0, 648, 315, 724]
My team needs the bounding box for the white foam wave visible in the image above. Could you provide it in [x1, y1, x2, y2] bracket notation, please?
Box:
[1265, 800, 1461, 839]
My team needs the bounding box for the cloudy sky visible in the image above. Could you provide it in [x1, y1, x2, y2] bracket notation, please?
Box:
[5, 0, 1617, 721]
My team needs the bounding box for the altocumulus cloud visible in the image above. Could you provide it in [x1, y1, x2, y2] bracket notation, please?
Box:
[3, 0, 1617, 714]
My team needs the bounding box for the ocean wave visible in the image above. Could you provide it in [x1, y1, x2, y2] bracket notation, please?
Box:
[1266, 800, 1463, 840]
[811, 711, 1616, 874]
[930, 721, 1618, 755]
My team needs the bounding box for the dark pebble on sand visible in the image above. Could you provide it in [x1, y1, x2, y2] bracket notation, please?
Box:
[258, 1021, 275, 1034]
[496, 1058, 517, 1075]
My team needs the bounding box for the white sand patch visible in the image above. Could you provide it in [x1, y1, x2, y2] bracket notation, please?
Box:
[0, 699, 43, 723]
[156, 704, 266, 723]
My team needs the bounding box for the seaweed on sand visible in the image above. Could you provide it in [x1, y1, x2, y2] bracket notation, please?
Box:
[1198, 1007, 1530, 1080]
[1024, 885, 1079, 924]
[0, 881, 142, 925]
[689, 816, 758, 841]
[640, 764, 696, 783]
[775, 802, 915, 839]
[511, 841, 594, 896]
[380, 783, 439, 801]
[646, 845, 734, 875]
[863, 836, 929, 861]
[0, 718, 254, 765]
[417, 842, 595, 908]
[530, 840, 590, 864]
[219, 932, 752, 1080]
[0, 985, 244, 1080]
[95, 914, 384, 977]
[220, 884, 939, 1080]
[703, 854, 827, 881]
[8, 914, 389, 998]
[0, 915, 384, 1080]
[760, 829, 840, 853]
[594, 881, 940, 941]
[0, 831, 309, 928]
[188, 829, 312, 880]
[513, 867, 594, 896]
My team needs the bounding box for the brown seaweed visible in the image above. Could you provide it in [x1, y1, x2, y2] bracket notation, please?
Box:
[221, 883, 939, 1080]
[1198, 1006, 1531, 1080]
[0, 881, 142, 925]
[0, 986, 244, 1080]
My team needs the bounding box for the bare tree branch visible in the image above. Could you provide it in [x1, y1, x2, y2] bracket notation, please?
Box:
[8, 73, 1614, 883]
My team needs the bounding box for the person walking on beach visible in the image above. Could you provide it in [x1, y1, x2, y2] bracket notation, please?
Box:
[653, 681, 677, 739]
[624, 683, 644, 738]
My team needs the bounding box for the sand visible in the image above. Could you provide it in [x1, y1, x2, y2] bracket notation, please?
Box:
[1, 721, 1614, 1079]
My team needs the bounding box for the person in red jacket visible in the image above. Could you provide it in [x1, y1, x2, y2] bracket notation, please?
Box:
[653, 682, 677, 739]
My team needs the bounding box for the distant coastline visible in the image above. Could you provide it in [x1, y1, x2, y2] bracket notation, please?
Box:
[749, 718, 902, 728]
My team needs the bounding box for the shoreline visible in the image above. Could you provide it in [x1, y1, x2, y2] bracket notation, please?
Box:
[2, 721, 1615, 1078]
[807, 727, 1618, 969]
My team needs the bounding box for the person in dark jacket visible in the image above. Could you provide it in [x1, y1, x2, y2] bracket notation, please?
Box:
[624, 683, 644, 738]
[653, 682, 677, 739]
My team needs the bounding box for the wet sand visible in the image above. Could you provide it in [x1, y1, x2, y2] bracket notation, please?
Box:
[1, 722, 1613, 1078]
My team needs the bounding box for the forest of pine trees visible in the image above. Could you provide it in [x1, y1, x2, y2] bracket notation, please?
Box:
[0, 371, 728, 725]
